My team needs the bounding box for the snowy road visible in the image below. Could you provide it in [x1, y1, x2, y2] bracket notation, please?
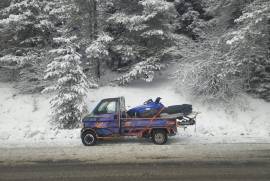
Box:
[1, 142, 270, 164]
[0, 143, 270, 181]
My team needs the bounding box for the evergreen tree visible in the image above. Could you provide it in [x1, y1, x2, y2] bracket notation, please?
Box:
[43, 36, 92, 129]
[104, 0, 178, 84]
[86, 32, 113, 78]
[60, 0, 113, 81]
[0, 0, 53, 92]
[174, 0, 210, 40]
[223, 0, 270, 100]
[43, 0, 97, 128]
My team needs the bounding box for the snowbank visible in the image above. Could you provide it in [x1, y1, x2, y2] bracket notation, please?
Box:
[0, 83, 79, 147]
[0, 80, 269, 148]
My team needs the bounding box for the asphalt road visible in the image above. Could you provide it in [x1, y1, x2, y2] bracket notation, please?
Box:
[0, 160, 270, 181]
[1, 143, 270, 181]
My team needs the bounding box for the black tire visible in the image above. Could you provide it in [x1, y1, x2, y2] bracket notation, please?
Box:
[152, 129, 167, 145]
[81, 131, 97, 146]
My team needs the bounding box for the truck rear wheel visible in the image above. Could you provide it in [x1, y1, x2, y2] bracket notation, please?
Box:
[82, 131, 97, 146]
[152, 130, 167, 145]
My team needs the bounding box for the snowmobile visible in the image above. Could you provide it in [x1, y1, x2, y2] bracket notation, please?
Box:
[127, 97, 193, 118]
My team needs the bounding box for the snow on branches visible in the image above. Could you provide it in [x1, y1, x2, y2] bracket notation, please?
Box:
[177, 0, 270, 103]
[43, 36, 93, 129]
[86, 33, 113, 59]
[106, 0, 177, 84]
[223, 0, 270, 100]
[117, 57, 164, 85]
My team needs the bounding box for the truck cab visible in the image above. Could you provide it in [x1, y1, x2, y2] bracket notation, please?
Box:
[81, 97, 183, 146]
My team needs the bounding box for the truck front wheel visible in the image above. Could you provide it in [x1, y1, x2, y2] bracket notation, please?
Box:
[152, 130, 167, 145]
[82, 131, 97, 146]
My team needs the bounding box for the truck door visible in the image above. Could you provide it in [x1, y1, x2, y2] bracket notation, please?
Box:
[92, 98, 120, 136]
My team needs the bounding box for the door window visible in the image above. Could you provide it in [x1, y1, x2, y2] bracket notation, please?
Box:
[95, 100, 117, 114]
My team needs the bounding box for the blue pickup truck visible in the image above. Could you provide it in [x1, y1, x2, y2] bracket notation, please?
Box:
[81, 97, 196, 146]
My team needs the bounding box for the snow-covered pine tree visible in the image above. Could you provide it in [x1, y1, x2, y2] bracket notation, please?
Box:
[0, 0, 53, 92]
[86, 32, 113, 78]
[62, 0, 113, 81]
[43, 36, 91, 129]
[174, 0, 210, 40]
[43, 0, 97, 129]
[105, 0, 178, 84]
[223, 0, 270, 101]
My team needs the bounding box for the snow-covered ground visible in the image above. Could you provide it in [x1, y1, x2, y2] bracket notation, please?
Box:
[0, 79, 270, 148]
